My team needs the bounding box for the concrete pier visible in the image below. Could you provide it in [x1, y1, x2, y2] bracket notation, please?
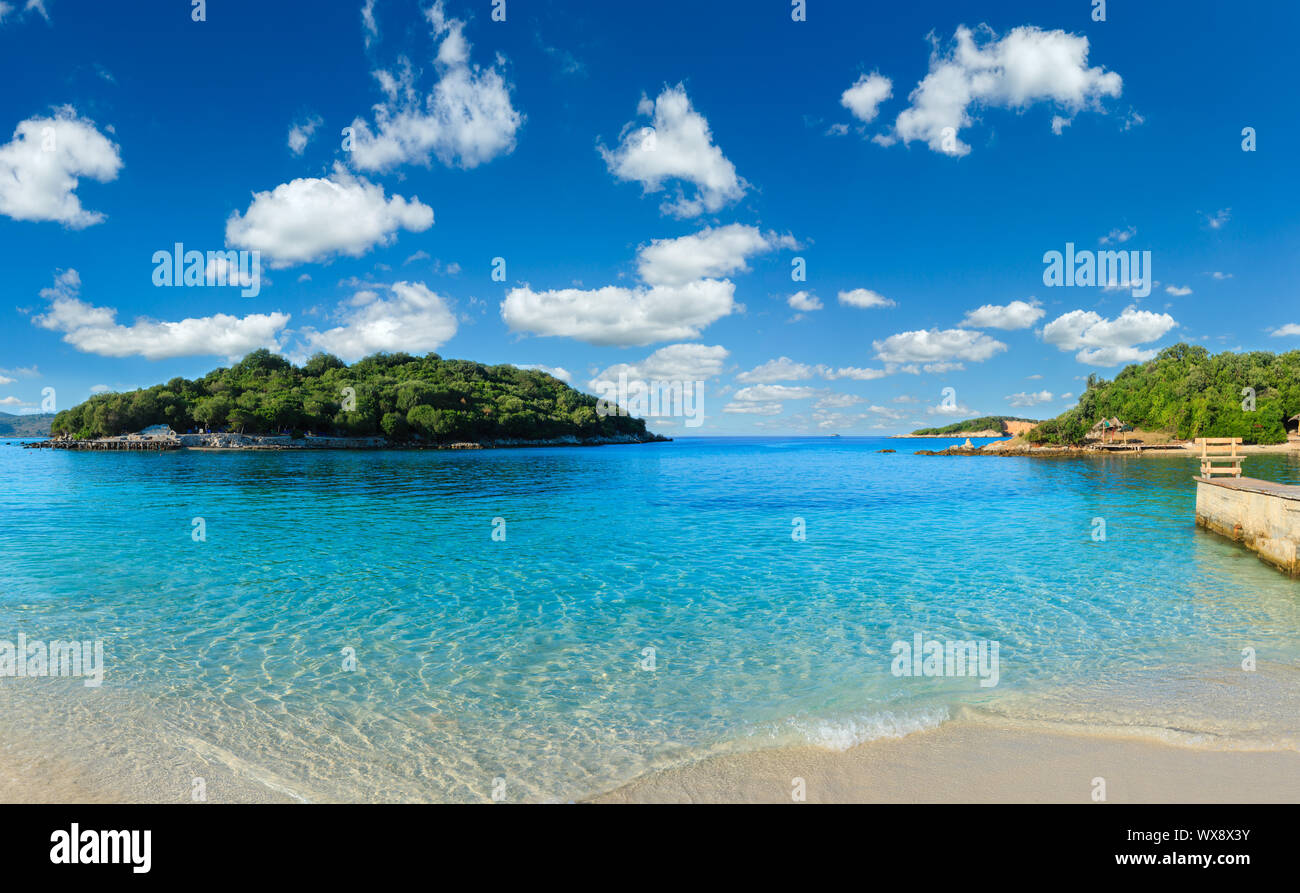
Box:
[1195, 476, 1300, 576]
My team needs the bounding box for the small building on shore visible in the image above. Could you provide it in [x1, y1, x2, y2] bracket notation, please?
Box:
[1088, 417, 1131, 444]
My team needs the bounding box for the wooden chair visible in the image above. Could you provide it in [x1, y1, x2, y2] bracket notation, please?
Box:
[1196, 437, 1243, 478]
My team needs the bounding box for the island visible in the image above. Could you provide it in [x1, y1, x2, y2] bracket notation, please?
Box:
[917, 344, 1300, 456]
[35, 350, 668, 450]
[0, 412, 55, 438]
[907, 416, 1039, 438]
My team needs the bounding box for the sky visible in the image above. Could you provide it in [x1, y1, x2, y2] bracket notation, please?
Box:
[2, 0, 1297, 434]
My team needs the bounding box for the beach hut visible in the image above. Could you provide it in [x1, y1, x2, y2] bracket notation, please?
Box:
[1089, 417, 1130, 444]
[1287, 414, 1300, 440]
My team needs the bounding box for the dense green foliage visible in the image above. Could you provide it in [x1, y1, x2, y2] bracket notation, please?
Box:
[911, 416, 1036, 436]
[51, 350, 653, 443]
[0, 412, 54, 437]
[1028, 344, 1300, 445]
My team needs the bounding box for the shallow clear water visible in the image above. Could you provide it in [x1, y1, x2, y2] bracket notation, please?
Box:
[1, 436, 1298, 801]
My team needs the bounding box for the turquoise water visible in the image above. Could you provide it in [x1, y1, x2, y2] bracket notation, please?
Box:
[1, 436, 1298, 801]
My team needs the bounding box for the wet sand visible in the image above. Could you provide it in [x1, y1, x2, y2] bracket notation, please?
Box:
[590, 720, 1300, 803]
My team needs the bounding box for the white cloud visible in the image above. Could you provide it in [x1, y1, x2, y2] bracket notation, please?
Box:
[961, 299, 1044, 329]
[0, 0, 46, 25]
[1205, 208, 1231, 229]
[32, 269, 290, 361]
[841, 72, 893, 123]
[1270, 324, 1300, 338]
[787, 290, 823, 312]
[503, 224, 791, 346]
[348, 1, 522, 171]
[733, 384, 818, 402]
[1165, 284, 1192, 296]
[503, 279, 736, 347]
[599, 84, 746, 217]
[1209, 271, 1232, 280]
[298, 281, 456, 361]
[838, 288, 896, 309]
[816, 393, 863, 410]
[1100, 225, 1135, 244]
[880, 25, 1122, 156]
[590, 343, 728, 388]
[225, 163, 433, 267]
[0, 106, 122, 227]
[874, 328, 1007, 365]
[1041, 306, 1176, 366]
[824, 366, 890, 381]
[89, 384, 111, 394]
[288, 115, 322, 155]
[736, 357, 819, 383]
[723, 402, 782, 416]
[636, 224, 794, 287]
[927, 401, 978, 417]
[0, 375, 13, 385]
[361, 0, 377, 46]
[1006, 389, 1053, 407]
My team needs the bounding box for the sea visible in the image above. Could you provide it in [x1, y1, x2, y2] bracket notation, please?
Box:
[1, 435, 1297, 801]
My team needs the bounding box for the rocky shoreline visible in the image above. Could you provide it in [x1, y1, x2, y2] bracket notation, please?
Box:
[24, 431, 671, 452]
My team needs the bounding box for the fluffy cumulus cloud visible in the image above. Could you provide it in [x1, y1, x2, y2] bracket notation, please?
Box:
[736, 357, 821, 383]
[636, 224, 795, 287]
[787, 291, 823, 312]
[599, 84, 746, 218]
[876, 25, 1122, 156]
[841, 73, 893, 123]
[961, 299, 1044, 329]
[1006, 389, 1054, 407]
[723, 383, 819, 416]
[298, 281, 457, 361]
[348, 1, 522, 171]
[873, 328, 1007, 365]
[503, 225, 793, 346]
[31, 270, 289, 361]
[838, 288, 895, 309]
[502, 280, 735, 347]
[1041, 306, 1176, 366]
[225, 164, 433, 267]
[0, 106, 122, 227]
[589, 343, 729, 392]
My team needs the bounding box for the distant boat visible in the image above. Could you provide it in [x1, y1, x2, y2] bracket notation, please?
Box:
[829, 434, 841, 438]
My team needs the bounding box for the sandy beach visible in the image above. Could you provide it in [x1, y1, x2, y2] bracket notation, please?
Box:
[591, 719, 1300, 804]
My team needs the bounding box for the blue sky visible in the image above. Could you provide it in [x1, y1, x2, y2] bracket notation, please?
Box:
[2, 0, 1297, 434]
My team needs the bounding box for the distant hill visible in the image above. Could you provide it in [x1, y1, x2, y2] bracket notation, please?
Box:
[0, 412, 54, 437]
[1028, 344, 1300, 445]
[910, 416, 1038, 437]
